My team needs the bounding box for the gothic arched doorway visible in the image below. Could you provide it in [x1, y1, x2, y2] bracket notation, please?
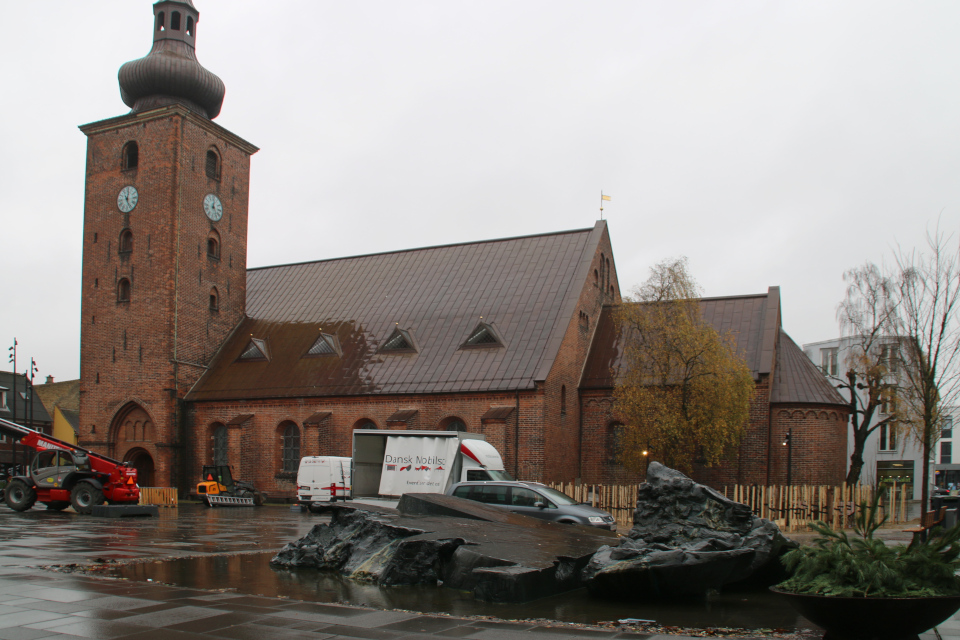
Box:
[125, 448, 155, 488]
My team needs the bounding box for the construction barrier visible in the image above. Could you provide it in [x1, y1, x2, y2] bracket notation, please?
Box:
[138, 487, 178, 507]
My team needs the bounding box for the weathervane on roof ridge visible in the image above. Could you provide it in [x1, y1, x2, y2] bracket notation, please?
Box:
[600, 192, 611, 219]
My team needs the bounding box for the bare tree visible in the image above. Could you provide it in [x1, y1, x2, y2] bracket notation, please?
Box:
[836, 263, 900, 485]
[892, 228, 960, 513]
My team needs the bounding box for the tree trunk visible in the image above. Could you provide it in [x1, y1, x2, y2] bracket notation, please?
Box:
[846, 454, 864, 486]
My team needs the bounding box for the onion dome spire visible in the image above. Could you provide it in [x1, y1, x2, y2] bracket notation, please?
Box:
[118, 0, 225, 120]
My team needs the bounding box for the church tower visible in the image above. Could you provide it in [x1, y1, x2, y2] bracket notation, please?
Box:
[78, 0, 257, 487]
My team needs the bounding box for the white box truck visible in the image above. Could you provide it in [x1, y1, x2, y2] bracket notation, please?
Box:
[352, 429, 511, 498]
[296, 456, 352, 509]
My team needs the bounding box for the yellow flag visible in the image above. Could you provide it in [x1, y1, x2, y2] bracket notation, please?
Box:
[601, 195, 611, 201]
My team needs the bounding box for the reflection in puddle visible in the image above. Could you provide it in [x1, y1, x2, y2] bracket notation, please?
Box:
[108, 552, 811, 629]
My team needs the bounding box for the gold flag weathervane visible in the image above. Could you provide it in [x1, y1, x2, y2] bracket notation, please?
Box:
[600, 192, 611, 219]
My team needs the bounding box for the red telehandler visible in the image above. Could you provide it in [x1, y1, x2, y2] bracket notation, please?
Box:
[0, 417, 140, 514]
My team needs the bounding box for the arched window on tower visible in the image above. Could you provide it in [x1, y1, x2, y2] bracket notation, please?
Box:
[205, 149, 220, 180]
[209, 287, 219, 311]
[117, 278, 131, 303]
[207, 229, 220, 259]
[171, 11, 181, 31]
[122, 141, 138, 171]
[186, 16, 195, 36]
[119, 229, 133, 254]
[156, 12, 165, 31]
[560, 385, 567, 417]
[280, 423, 301, 473]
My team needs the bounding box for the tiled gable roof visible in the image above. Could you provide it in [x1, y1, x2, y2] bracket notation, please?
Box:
[582, 291, 776, 388]
[187, 223, 607, 401]
[580, 288, 845, 408]
[771, 330, 846, 406]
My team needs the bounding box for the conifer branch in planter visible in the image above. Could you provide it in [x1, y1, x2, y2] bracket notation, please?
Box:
[777, 494, 960, 598]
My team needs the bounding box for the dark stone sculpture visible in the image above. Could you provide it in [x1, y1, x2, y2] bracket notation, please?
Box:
[271, 493, 617, 603]
[581, 462, 790, 598]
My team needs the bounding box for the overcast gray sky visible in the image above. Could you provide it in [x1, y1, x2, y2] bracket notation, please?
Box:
[3, 1, 959, 382]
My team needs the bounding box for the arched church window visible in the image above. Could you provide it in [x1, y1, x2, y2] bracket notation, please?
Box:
[171, 11, 181, 31]
[122, 142, 138, 171]
[353, 419, 377, 431]
[212, 424, 228, 466]
[281, 423, 300, 473]
[207, 230, 220, 259]
[560, 385, 566, 417]
[117, 278, 131, 303]
[209, 287, 219, 311]
[186, 16, 195, 37]
[156, 12, 165, 32]
[205, 149, 220, 180]
[444, 419, 466, 432]
[119, 229, 133, 254]
[594, 269, 599, 287]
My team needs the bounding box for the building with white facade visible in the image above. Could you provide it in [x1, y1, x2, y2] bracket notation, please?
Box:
[803, 337, 926, 500]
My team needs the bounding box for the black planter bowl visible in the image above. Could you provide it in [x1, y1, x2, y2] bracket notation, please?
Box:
[770, 587, 960, 640]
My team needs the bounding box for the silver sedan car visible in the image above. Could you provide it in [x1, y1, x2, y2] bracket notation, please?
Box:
[446, 480, 617, 531]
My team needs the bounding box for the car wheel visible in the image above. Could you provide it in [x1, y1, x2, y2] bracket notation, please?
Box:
[5, 479, 35, 512]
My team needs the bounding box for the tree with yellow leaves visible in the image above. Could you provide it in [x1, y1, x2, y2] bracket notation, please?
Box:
[613, 258, 754, 473]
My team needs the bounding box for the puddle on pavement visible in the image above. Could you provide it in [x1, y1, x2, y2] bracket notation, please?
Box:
[107, 552, 811, 629]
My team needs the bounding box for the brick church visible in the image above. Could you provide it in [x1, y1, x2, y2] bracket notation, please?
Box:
[77, 0, 848, 498]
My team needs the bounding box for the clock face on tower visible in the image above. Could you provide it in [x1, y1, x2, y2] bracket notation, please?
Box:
[203, 193, 223, 222]
[117, 186, 138, 212]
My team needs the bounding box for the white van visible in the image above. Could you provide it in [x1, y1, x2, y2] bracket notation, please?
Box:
[297, 456, 352, 509]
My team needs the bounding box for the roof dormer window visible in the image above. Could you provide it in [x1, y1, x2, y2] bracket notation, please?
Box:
[460, 322, 503, 349]
[306, 333, 341, 357]
[238, 338, 269, 361]
[380, 328, 417, 353]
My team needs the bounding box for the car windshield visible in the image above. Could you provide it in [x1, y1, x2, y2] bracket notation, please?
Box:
[533, 486, 578, 505]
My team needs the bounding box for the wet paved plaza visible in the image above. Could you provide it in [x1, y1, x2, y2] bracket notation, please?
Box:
[0, 503, 955, 639]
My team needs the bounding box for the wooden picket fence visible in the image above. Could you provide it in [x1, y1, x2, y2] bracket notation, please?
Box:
[548, 482, 910, 533]
[723, 483, 909, 532]
[138, 487, 178, 507]
[548, 482, 640, 531]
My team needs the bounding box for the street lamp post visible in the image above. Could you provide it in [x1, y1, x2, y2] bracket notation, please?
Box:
[784, 428, 793, 488]
[783, 428, 794, 528]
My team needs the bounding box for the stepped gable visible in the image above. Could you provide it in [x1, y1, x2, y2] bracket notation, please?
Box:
[187, 223, 607, 401]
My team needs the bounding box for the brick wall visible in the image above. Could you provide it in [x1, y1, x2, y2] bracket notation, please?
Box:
[185, 390, 545, 498]
[540, 225, 620, 482]
[579, 379, 850, 489]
